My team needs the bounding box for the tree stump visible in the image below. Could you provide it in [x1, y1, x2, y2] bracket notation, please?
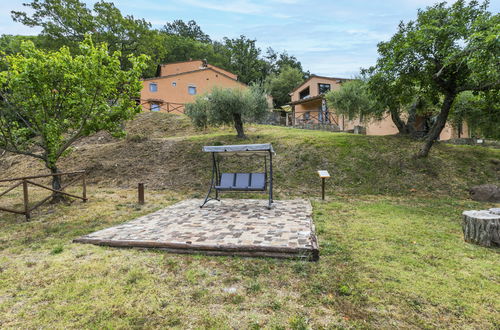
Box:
[462, 208, 500, 247]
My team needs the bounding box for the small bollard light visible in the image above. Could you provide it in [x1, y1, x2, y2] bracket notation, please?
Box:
[317, 170, 330, 200]
[138, 183, 145, 204]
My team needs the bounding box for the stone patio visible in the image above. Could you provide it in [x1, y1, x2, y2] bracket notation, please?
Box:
[74, 199, 319, 260]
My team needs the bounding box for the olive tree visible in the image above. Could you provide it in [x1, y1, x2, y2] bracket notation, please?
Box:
[325, 79, 383, 123]
[185, 86, 269, 138]
[0, 36, 147, 201]
[372, 0, 499, 157]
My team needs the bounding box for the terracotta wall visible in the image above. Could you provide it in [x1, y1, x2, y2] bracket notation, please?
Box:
[341, 114, 469, 139]
[290, 77, 343, 102]
[141, 69, 246, 113]
[439, 121, 469, 139]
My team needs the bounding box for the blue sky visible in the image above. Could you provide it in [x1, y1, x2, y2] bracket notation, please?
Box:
[1, 0, 499, 77]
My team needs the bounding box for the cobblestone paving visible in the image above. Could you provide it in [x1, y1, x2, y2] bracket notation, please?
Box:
[75, 199, 318, 258]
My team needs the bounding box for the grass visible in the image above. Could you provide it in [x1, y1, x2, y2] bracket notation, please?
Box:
[0, 186, 498, 328]
[1, 112, 499, 197]
[0, 113, 499, 327]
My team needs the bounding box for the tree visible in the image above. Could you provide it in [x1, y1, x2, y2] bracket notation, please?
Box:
[451, 91, 500, 139]
[223, 35, 268, 84]
[11, 0, 166, 77]
[0, 36, 147, 201]
[163, 20, 211, 43]
[0, 35, 44, 71]
[264, 66, 304, 107]
[325, 79, 382, 123]
[371, 0, 499, 157]
[264, 47, 306, 77]
[185, 86, 269, 138]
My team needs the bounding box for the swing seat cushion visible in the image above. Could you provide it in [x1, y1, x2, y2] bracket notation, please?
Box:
[216, 173, 266, 191]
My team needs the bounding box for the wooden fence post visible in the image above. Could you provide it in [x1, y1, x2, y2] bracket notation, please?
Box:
[82, 172, 87, 202]
[317, 170, 330, 201]
[138, 183, 145, 205]
[22, 179, 30, 221]
[321, 178, 325, 200]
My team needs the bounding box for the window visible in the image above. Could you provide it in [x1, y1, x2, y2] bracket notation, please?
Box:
[188, 85, 197, 95]
[318, 83, 331, 94]
[304, 112, 310, 120]
[150, 103, 161, 112]
[149, 83, 158, 92]
[172, 81, 177, 87]
[299, 87, 310, 99]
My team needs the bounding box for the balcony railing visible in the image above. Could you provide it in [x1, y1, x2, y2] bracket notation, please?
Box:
[294, 111, 339, 126]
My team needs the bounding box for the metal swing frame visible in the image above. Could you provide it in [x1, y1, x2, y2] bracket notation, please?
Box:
[200, 144, 274, 209]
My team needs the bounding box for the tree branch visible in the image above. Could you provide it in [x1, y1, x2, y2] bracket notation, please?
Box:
[456, 80, 500, 93]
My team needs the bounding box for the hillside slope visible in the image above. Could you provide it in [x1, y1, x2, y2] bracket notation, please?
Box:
[1, 112, 498, 197]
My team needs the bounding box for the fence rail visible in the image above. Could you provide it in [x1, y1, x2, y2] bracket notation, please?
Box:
[139, 100, 185, 114]
[294, 111, 339, 126]
[0, 170, 87, 221]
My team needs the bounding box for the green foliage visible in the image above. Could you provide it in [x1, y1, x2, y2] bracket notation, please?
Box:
[325, 79, 383, 122]
[264, 48, 306, 76]
[451, 91, 500, 139]
[223, 35, 269, 84]
[0, 36, 147, 173]
[264, 65, 304, 107]
[0, 35, 43, 71]
[163, 19, 211, 43]
[366, 0, 499, 156]
[9, 1, 305, 84]
[185, 86, 269, 138]
[11, 0, 166, 77]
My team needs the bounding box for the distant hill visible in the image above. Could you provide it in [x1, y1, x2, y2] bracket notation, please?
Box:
[1, 112, 498, 198]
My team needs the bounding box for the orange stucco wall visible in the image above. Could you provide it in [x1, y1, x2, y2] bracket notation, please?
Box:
[141, 68, 246, 113]
[338, 114, 468, 139]
[290, 76, 343, 102]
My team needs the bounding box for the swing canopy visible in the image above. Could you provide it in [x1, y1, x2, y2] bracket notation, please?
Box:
[203, 143, 275, 155]
[200, 143, 275, 209]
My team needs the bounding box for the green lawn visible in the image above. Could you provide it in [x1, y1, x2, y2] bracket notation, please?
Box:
[1, 187, 498, 328]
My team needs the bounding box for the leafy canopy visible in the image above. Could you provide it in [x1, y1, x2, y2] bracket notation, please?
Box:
[0, 36, 147, 173]
[163, 20, 211, 43]
[333, 0, 499, 156]
[185, 86, 269, 138]
[11, 0, 166, 77]
[264, 65, 305, 107]
[325, 79, 382, 122]
[10, 0, 306, 84]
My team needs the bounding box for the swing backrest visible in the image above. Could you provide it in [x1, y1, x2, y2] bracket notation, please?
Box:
[216, 173, 266, 191]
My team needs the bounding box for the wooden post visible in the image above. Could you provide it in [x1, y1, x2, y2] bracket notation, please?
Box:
[82, 172, 87, 202]
[22, 179, 30, 221]
[317, 170, 330, 201]
[138, 183, 145, 205]
[321, 178, 325, 200]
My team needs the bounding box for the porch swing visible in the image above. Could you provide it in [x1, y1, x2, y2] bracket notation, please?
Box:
[200, 143, 275, 209]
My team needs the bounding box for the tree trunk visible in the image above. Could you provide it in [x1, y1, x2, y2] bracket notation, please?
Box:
[406, 99, 418, 137]
[389, 107, 408, 134]
[417, 93, 455, 158]
[233, 113, 246, 139]
[462, 209, 500, 247]
[389, 103, 416, 137]
[48, 164, 65, 203]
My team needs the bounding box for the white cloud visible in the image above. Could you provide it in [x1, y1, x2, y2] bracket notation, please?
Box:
[182, 0, 267, 14]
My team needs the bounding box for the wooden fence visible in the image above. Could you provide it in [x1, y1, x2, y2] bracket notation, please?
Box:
[293, 110, 339, 126]
[0, 171, 87, 221]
